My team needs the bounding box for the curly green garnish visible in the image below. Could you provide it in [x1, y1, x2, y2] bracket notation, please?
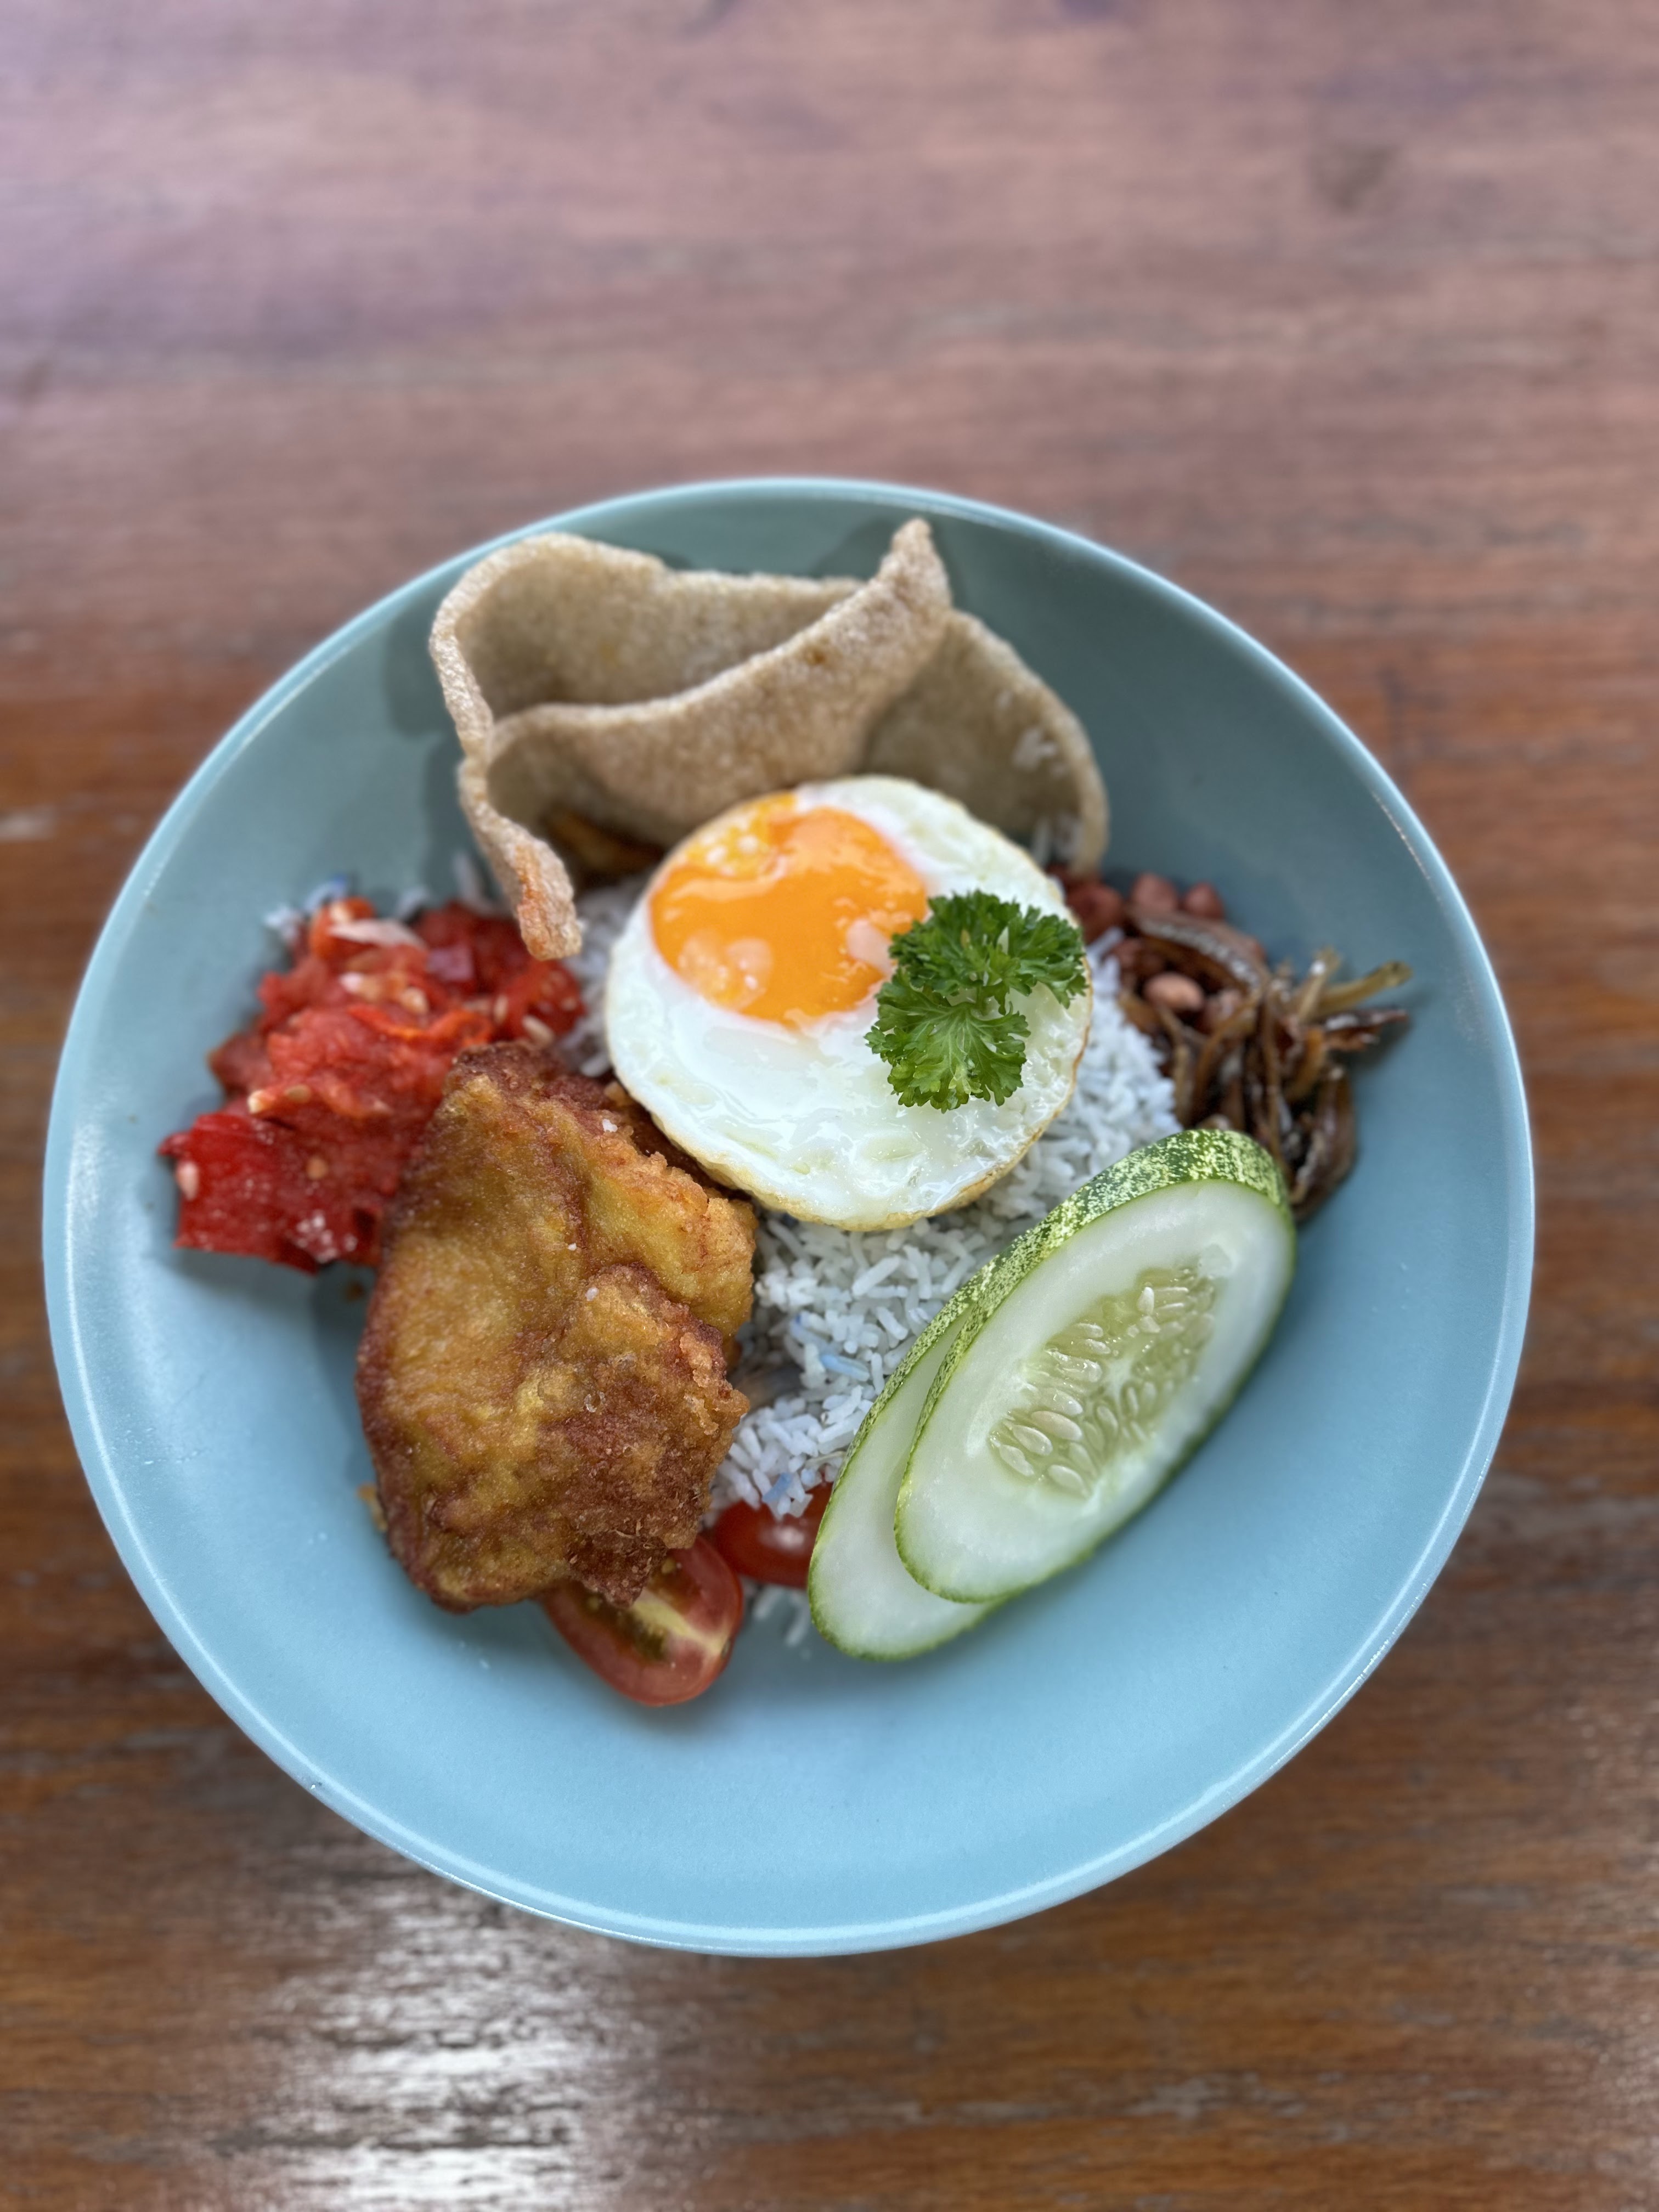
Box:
[865, 891, 1088, 1110]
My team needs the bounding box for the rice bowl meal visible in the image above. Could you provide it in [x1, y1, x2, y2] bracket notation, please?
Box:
[157, 518, 1409, 1706]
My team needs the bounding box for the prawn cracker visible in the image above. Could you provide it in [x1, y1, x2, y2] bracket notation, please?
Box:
[432, 517, 1107, 956]
[866, 611, 1107, 873]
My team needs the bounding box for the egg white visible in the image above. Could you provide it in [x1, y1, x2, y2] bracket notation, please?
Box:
[604, 776, 1092, 1230]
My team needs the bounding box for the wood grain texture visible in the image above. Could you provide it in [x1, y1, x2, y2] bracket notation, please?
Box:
[3, 1, 1656, 2204]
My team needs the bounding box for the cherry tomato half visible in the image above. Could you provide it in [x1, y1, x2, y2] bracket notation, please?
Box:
[709, 1487, 829, 1589]
[539, 1538, 744, 1707]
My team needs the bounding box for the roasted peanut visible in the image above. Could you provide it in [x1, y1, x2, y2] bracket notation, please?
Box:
[1065, 878, 1126, 942]
[1143, 971, 1206, 1017]
[1129, 871, 1180, 914]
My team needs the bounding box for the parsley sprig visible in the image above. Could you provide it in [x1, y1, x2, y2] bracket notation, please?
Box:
[865, 891, 1088, 1110]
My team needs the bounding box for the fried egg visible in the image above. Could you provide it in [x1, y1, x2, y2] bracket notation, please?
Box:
[604, 776, 1092, 1229]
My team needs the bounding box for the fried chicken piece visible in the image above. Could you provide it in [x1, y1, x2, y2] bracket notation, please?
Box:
[357, 1043, 755, 1609]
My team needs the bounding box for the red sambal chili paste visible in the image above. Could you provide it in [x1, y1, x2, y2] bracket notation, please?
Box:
[160, 896, 583, 1271]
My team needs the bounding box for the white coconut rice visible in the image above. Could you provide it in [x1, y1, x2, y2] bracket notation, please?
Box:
[562, 878, 1178, 1530]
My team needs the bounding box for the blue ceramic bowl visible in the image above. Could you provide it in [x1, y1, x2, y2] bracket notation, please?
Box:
[44, 481, 1532, 1955]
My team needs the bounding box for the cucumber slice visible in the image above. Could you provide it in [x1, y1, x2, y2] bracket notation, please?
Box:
[895, 1131, 1295, 1605]
[809, 1299, 1003, 1660]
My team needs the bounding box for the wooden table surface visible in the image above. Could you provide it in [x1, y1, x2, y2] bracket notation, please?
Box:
[4, 3, 1656, 2204]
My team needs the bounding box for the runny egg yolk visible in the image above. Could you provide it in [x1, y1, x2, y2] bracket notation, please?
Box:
[650, 798, 928, 1025]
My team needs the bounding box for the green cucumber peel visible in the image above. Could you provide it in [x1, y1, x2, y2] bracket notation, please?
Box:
[808, 1269, 1013, 1660]
[894, 1129, 1295, 1605]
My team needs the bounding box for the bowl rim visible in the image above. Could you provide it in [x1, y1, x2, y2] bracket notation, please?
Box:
[42, 476, 1534, 1954]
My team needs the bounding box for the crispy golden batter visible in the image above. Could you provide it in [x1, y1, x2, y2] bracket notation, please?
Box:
[357, 1045, 755, 1610]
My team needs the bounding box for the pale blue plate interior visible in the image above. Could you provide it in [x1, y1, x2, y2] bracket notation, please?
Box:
[44, 482, 1532, 1954]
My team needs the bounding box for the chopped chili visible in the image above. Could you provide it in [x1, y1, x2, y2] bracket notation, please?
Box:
[159, 898, 584, 1271]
